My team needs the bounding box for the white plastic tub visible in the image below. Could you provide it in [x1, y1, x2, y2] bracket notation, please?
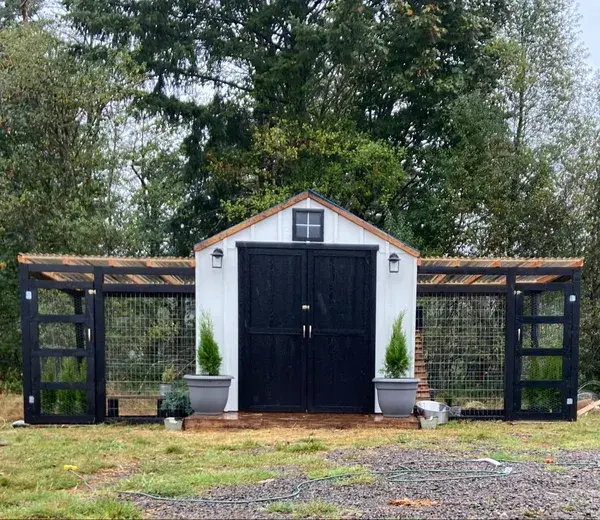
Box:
[416, 400, 449, 425]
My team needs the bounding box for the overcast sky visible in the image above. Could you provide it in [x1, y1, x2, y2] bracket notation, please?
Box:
[578, 0, 600, 69]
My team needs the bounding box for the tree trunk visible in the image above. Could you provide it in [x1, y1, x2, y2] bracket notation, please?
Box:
[20, 0, 29, 23]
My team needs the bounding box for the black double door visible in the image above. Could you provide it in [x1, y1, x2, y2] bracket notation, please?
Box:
[238, 244, 376, 413]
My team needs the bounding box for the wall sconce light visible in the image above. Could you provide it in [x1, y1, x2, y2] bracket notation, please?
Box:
[388, 252, 400, 273]
[211, 248, 224, 268]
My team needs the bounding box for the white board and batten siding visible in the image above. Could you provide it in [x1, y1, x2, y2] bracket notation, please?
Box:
[195, 196, 418, 412]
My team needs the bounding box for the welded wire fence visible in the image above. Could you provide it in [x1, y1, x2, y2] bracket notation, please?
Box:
[417, 293, 506, 417]
[104, 293, 195, 416]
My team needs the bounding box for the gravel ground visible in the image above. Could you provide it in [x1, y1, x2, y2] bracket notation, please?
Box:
[123, 446, 600, 519]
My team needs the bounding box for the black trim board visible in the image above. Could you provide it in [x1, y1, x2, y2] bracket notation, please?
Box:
[418, 285, 507, 295]
[237, 241, 379, 251]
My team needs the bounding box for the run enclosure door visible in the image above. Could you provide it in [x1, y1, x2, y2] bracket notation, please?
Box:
[23, 281, 96, 424]
[509, 283, 577, 420]
[238, 244, 376, 413]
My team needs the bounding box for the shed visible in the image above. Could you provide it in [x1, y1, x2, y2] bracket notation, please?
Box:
[194, 190, 420, 413]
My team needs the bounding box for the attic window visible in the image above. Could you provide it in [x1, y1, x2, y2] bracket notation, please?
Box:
[293, 209, 324, 242]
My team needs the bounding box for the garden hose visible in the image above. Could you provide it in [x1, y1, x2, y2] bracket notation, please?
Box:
[116, 458, 513, 505]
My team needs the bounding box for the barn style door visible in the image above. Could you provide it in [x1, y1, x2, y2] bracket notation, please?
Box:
[238, 244, 376, 413]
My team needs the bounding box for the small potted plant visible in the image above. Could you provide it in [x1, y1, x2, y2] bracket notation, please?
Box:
[160, 364, 177, 397]
[184, 312, 233, 415]
[160, 382, 192, 421]
[372, 311, 420, 417]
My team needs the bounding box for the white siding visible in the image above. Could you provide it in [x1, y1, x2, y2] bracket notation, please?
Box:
[195, 199, 418, 412]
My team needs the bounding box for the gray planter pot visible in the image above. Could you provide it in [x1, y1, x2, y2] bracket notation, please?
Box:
[159, 383, 172, 397]
[184, 375, 233, 415]
[373, 378, 420, 417]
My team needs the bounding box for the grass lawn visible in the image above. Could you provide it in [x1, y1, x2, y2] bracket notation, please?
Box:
[1, 392, 600, 519]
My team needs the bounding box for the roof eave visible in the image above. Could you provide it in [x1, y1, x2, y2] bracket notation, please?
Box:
[193, 190, 421, 259]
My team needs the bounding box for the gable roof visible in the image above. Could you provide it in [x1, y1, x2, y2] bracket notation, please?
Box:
[193, 190, 420, 258]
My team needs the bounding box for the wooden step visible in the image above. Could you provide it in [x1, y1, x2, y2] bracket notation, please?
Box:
[184, 412, 419, 431]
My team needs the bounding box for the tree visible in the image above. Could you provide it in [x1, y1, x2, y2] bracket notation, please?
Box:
[0, 23, 136, 381]
[503, 0, 586, 152]
[0, 0, 41, 26]
[114, 115, 187, 256]
[65, 0, 511, 251]
[211, 121, 408, 233]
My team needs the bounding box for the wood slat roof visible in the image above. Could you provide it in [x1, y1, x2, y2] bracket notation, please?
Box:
[418, 257, 583, 286]
[19, 254, 582, 286]
[18, 254, 195, 285]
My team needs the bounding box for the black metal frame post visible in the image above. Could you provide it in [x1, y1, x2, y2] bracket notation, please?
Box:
[93, 267, 105, 423]
[569, 270, 582, 421]
[504, 271, 516, 420]
[19, 263, 33, 423]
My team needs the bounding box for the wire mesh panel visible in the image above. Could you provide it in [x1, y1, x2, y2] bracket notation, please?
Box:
[40, 357, 88, 415]
[104, 293, 195, 416]
[417, 293, 506, 417]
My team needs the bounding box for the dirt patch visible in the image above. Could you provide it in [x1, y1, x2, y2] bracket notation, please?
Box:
[122, 446, 600, 519]
[87, 464, 140, 489]
[0, 393, 22, 425]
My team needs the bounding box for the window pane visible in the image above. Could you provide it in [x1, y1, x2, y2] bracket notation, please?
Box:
[521, 323, 563, 349]
[521, 356, 562, 380]
[296, 224, 309, 238]
[308, 225, 321, 239]
[308, 212, 321, 225]
[295, 211, 308, 225]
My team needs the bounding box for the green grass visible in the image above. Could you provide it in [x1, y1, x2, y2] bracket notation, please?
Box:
[275, 437, 327, 453]
[265, 499, 342, 518]
[1, 410, 600, 519]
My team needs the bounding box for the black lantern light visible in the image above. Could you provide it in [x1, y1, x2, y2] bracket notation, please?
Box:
[211, 248, 224, 268]
[388, 252, 400, 273]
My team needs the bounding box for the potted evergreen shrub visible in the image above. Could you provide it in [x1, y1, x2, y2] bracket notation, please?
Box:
[160, 382, 192, 418]
[184, 312, 233, 415]
[372, 311, 420, 417]
[160, 364, 176, 397]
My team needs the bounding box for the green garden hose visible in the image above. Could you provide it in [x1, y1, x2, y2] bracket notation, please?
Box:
[117, 459, 513, 505]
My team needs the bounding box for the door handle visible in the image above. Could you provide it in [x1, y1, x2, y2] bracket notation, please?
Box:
[517, 328, 521, 342]
[87, 328, 91, 342]
[309, 325, 312, 339]
[303, 325, 306, 338]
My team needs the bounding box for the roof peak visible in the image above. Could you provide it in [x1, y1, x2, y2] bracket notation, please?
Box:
[194, 190, 420, 257]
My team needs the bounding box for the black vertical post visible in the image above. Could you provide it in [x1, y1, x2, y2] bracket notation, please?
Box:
[94, 267, 106, 423]
[19, 263, 32, 423]
[569, 270, 581, 421]
[504, 270, 516, 421]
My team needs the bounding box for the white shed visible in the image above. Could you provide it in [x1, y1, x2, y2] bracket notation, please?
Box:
[194, 191, 419, 413]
